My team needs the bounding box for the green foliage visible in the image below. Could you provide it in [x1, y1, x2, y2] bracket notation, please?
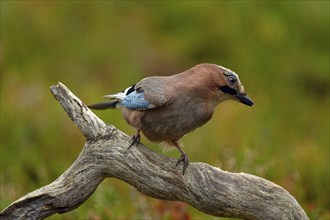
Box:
[1, 1, 329, 219]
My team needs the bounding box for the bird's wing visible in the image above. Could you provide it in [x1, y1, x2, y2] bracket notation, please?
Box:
[133, 76, 169, 109]
[122, 91, 156, 110]
[104, 76, 169, 110]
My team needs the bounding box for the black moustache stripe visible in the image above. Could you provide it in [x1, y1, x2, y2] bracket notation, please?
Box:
[219, 86, 237, 95]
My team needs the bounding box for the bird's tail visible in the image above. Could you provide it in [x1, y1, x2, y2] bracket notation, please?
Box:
[88, 101, 119, 110]
[89, 84, 136, 110]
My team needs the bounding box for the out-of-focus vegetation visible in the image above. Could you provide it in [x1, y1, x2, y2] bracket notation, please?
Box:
[0, 1, 329, 219]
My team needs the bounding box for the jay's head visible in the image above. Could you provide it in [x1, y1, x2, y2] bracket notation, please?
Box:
[192, 64, 254, 107]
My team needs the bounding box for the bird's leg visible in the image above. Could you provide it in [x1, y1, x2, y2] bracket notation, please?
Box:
[173, 142, 190, 175]
[128, 129, 141, 149]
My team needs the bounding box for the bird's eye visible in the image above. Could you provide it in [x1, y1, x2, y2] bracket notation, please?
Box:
[227, 75, 237, 85]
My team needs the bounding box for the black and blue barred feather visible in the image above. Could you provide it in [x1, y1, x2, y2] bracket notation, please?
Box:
[122, 91, 152, 110]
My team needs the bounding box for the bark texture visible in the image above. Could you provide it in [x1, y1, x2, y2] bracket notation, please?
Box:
[0, 82, 309, 220]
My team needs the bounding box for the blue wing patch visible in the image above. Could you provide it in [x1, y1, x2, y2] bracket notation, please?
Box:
[122, 91, 154, 110]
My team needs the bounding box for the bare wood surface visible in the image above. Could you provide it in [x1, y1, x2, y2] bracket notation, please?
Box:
[0, 82, 309, 220]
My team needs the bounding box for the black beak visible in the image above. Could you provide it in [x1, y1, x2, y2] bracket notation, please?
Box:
[237, 92, 254, 106]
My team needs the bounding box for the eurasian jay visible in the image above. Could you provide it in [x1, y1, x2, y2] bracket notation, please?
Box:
[89, 63, 254, 174]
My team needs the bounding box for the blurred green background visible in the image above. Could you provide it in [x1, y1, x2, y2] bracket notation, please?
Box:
[1, 1, 329, 219]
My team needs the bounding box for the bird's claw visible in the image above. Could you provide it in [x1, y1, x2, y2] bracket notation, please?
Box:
[176, 153, 190, 175]
[128, 132, 140, 149]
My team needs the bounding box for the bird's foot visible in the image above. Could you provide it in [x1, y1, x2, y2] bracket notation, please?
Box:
[176, 153, 190, 175]
[128, 130, 140, 149]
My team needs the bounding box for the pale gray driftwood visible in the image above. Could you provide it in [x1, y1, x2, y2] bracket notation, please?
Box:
[0, 82, 309, 220]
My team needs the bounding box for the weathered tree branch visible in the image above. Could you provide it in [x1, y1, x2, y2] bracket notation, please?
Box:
[0, 82, 308, 220]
